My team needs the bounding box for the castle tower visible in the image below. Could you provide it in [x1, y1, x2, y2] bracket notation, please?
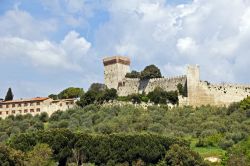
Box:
[186, 65, 200, 106]
[103, 56, 131, 89]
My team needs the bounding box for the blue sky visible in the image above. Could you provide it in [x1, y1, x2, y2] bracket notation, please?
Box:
[0, 0, 250, 99]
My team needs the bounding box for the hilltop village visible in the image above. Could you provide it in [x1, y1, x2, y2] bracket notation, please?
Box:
[0, 55, 250, 119]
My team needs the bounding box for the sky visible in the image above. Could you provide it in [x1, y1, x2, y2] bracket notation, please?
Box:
[0, 0, 250, 99]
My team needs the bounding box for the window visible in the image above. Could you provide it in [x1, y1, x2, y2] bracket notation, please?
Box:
[36, 102, 40, 105]
[36, 108, 40, 112]
[6, 111, 8, 115]
[60, 103, 63, 107]
[19, 110, 22, 113]
[12, 110, 15, 114]
[24, 103, 28, 106]
[18, 103, 21, 107]
[30, 103, 33, 106]
[24, 109, 28, 113]
[12, 104, 15, 108]
[30, 109, 34, 113]
[0, 112, 2, 115]
[0, 105, 2, 108]
[6, 104, 9, 108]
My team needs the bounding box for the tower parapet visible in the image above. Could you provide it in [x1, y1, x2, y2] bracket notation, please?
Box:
[103, 56, 131, 89]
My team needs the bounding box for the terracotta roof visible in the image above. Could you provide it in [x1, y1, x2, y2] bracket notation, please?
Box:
[0, 97, 50, 104]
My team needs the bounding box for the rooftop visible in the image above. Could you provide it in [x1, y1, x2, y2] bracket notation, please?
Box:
[0, 97, 50, 104]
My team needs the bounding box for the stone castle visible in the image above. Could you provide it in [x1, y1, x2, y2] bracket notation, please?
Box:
[103, 56, 250, 107]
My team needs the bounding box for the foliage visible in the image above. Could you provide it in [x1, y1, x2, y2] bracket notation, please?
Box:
[163, 144, 207, 166]
[177, 83, 187, 97]
[88, 83, 107, 92]
[224, 136, 250, 165]
[240, 96, 250, 110]
[125, 65, 162, 80]
[129, 94, 142, 104]
[58, 87, 84, 99]
[125, 70, 141, 78]
[5, 88, 14, 101]
[140, 65, 162, 80]
[0, 143, 25, 166]
[48, 87, 84, 100]
[77, 83, 117, 107]
[48, 94, 58, 100]
[25, 143, 55, 166]
[8, 130, 188, 165]
[0, 101, 250, 165]
[148, 87, 178, 105]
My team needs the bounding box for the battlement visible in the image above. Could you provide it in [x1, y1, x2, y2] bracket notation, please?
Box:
[149, 75, 187, 82]
[103, 56, 130, 66]
[103, 56, 250, 107]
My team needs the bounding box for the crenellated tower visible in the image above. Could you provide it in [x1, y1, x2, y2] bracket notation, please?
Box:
[103, 56, 131, 89]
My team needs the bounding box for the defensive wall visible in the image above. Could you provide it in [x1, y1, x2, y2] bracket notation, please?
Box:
[117, 76, 187, 96]
[186, 65, 250, 106]
[103, 56, 250, 107]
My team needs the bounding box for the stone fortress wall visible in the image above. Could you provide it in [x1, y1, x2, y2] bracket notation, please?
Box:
[117, 76, 187, 96]
[103, 56, 250, 107]
[186, 65, 250, 106]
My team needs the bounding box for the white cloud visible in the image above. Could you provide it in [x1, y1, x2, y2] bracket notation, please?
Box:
[176, 37, 198, 54]
[95, 0, 250, 83]
[0, 31, 91, 70]
[0, 8, 57, 40]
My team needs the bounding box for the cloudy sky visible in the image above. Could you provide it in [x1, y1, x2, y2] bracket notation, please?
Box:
[0, 0, 250, 98]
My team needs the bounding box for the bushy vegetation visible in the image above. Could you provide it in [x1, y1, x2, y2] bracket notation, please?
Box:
[0, 97, 250, 165]
[2, 129, 204, 166]
[125, 64, 162, 80]
[77, 83, 118, 107]
[49, 87, 84, 100]
[117, 87, 179, 105]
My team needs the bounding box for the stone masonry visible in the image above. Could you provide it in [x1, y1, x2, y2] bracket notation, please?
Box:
[103, 56, 250, 107]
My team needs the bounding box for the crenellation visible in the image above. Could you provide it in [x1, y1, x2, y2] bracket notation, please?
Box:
[103, 56, 250, 107]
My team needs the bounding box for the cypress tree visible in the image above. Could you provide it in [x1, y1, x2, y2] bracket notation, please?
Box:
[5, 88, 14, 101]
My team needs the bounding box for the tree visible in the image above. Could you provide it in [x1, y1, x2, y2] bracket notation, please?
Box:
[140, 65, 162, 80]
[58, 87, 84, 99]
[125, 70, 141, 78]
[5, 88, 14, 101]
[239, 96, 250, 110]
[89, 83, 107, 92]
[164, 144, 206, 166]
[0, 143, 25, 166]
[103, 88, 118, 102]
[77, 90, 97, 107]
[25, 143, 55, 166]
[48, 94, 58, 100]
[177, 83, 186, 96]
[225, 136, 250, 165]
[129, 94, 141, 104]
[147, 87, 178, 105]
[39, 112, 49, 122]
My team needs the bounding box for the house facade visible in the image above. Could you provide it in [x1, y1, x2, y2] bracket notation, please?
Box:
[0, 97, 76, 119]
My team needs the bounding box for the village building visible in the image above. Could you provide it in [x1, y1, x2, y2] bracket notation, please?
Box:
[0, 97, 76, 119]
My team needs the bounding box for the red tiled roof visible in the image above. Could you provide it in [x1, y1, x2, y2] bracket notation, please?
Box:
[0, 97, 50, 104]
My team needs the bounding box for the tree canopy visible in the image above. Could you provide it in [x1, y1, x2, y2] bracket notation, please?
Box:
[125, 64, 162, 80]
[77, 83, 117, 107]
[4, 88, 14, 101]
[48, 87, 84, 100]
[140, 65, 162, 80]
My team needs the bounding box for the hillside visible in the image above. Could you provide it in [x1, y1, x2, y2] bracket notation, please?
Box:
[0, 102, 250, 165]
